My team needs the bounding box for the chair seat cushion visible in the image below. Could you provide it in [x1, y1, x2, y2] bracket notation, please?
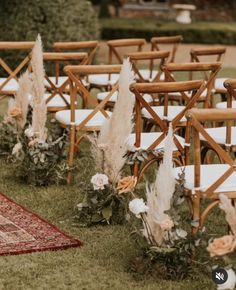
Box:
[0, 78, 19, 91]
[97, 91, 153, 103]
[215, 77, 227, 91]
[168, 89, 208, 99]
[88, 73, 119, 86]
[44, 76, 88, 88]
[200, 126, 236, 145]
[141, 105, 186, 122]
[127, 132, 185, 151]
[216, 100, 236, 109]
[44, 93, 71, 108]
[138, 69, 164, 82]
[174, 164, 236, 193]
[55, 109, 112, 127]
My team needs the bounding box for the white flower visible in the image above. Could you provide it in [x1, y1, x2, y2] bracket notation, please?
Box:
[129, 198, 149, 216]
[176, 229, 188, 239]
[91, 173, 109, 190]
[24, 127, 34, 138]
[218, 268, 236, 290]
[12, 142, 22, 157]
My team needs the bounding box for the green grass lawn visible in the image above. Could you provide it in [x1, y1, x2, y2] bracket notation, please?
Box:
[0, 68, 236, 290]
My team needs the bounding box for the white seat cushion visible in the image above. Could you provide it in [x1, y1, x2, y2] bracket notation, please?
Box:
[88, 73, 119, 86]
[141, 105, 186, 122]
[216, 100, 236, 109]
[174, 164, 236, 193]
[44, 76, 68, 87]
[0, 78, 19, 91]
[127, 132, 185, 151]
[97, 91, 153, 103]
[44, 93, 71, 108]
[200, 127, 236, 145]
[215, 77, 227, 91]
[55, 109, 112, 127]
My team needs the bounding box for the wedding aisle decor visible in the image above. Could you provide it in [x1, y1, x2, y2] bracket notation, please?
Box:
[207, 194, 236, 290]
[128, 126, 193, 280]
[11, 35, 67, 185]
[77, 58, 137, 226]
[0, 71, 31, 156]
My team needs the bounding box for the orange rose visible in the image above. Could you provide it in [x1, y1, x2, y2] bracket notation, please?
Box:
[117, 176, 137, 194]
[207, 235, 236, 257]
[9, 107, 22, 118]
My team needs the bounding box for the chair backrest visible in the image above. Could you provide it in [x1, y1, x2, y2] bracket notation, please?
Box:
[53, 41, 99, 65]
[0, 41, 35, 96]
[162, 62, 222, 107]
[126, 50, 169, 82]
[64, 64, 122, 130]
[190, 47, 226, 63]
[107, 38, 146, 65]
[130, 80, 205, 155]
[151, 35, 183, 63]
[224, 79, 236, 106]
[42, 52, 88, 111]
[185, 108, 236, 197]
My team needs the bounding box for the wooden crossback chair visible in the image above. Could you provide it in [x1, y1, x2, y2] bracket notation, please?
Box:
[40, 52, 88, 112]
[88, 38, 146, 90]
[151, 35, 183, 63]
[96, 51, 170, 108]
[200, 79, 236, 163]
[0, 41, 35, 100]
[55, 64, 122, 183]
[190, 47, 227, 100]
[174, 108, 236, 233]
[129, 80, 205, 180]
[162, 62, 222, 108]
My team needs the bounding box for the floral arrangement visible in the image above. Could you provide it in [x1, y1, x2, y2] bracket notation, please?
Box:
[77, 58, 137, 226]
[0, 70, 31, 156]
[8, 35, 68, 185]
[207, 194, 236, 290]
[128, 126, 193, 281]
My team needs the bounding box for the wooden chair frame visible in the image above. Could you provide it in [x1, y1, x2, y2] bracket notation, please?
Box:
[151, 35, 183, 63]
[42, 52, 88, 112]
[162, 62, 222, 108]
[130, 80, 205, 178]
[63, 64, 122, 182]
[184, 108, 236, 233]
[126, 50, 169, 83]
[0, 41, 35, 99]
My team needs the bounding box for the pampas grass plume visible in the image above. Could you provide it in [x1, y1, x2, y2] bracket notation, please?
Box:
[219, 194, 236, 237]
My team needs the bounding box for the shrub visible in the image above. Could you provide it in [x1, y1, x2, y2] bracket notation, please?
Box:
[0, 0, 99, 49]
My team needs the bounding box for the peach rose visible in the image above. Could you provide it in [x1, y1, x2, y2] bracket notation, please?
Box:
[159, 217, 174, 231]
[207, 235, 236, 257]
[9, 107, 22, 118]
[117, 176, 137, 194]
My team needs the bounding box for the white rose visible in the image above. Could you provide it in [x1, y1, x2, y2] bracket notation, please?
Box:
[218, 268, 236, 290]
[129, 198, 149, 216]
[91, 173, 109, 190]
[12, 142, 22, 157]
[176, 229, 188, 239]
[24, 127, 34, 138]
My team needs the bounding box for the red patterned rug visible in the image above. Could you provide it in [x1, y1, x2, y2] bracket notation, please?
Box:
[0, 192, 82, 256]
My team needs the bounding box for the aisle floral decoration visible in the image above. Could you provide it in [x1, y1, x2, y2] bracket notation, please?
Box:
[0, 70, 31, 156]
[11, 35, 68, 185]
[77, 58, 136, 226]
[207, 194, 236, 290]
[129, 126, 193, 281]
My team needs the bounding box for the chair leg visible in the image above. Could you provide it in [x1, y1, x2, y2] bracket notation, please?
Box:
[67, 124, 76, 184]
[191, 193, 200, 234]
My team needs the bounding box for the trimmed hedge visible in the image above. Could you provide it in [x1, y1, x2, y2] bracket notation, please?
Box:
[100, 19, 236, 44]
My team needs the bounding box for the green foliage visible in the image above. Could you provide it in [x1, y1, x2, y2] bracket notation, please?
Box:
[100, 19, 236, 44]
[99, 0, 111, 18]
[0, 0, 99, 49]
[0, 121, 18, 156]
[76, 185, 129, 226]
